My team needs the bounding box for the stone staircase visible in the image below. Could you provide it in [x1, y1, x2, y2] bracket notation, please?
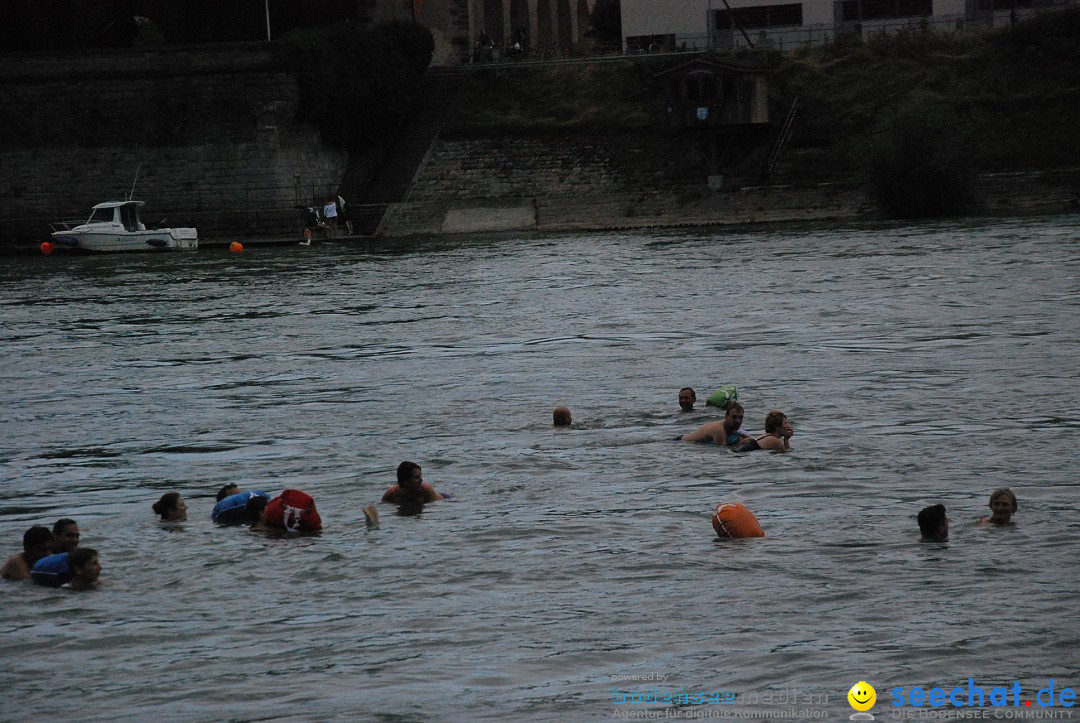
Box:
[339, 68, 464, 235]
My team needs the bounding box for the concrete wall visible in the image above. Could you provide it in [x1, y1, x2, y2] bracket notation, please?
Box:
[0, 45, 347, 245]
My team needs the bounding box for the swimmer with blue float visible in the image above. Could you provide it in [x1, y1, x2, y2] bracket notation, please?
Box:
[681, 402, 750, 447]
[31, 547, 101, 590]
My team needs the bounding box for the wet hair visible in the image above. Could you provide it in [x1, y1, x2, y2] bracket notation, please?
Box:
[397, 461, 421, 485]
[725, 402, 745, 417]
[53, 518, 77, 536]
[216, 483, 240, 502]
[679, 387, 696, 398]
[245, 495, 269, 524]
[553, 407, 572, 427]
[23, 525, 53, 552]
[152, 492, 182, 519]
[69, 547, 98, 570]
[989, 487, 1018, 512]
[764, 410, 787, 435]
[918, 504, 948, 537]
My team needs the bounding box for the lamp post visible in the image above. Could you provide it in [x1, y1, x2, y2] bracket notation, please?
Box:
[265, 0, 272, 41]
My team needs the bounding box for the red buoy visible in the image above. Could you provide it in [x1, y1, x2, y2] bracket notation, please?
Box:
[229, 241, 243, 253]
[40, 241, 54, 256]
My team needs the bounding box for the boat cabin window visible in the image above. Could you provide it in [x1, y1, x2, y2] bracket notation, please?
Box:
[87, 207, 113, 224]
[120, 205, 139, 231]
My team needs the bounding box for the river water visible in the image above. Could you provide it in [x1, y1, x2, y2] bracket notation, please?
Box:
[2, 216, 1078, 721]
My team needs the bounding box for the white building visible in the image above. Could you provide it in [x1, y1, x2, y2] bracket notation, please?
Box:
[620, 0, 1075, 53]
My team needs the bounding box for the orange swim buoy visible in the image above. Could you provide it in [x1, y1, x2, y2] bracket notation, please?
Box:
[229, 241, 243, 253]
[711, 502, 764, 539]
[40, 241, 54, 256]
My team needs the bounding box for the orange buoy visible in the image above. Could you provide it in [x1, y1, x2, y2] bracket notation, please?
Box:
[711, 502, 765, 539]
[40, 241, 54, 256]
[229, 241, 243, 253]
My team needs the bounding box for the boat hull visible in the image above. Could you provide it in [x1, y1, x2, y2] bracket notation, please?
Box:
[51, 228, 198, 253]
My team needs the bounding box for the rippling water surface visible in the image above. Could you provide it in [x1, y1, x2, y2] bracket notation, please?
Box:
[2, 217, 1078, 721]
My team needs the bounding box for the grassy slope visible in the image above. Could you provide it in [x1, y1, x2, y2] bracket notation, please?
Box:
[447, 7, 1080, 183]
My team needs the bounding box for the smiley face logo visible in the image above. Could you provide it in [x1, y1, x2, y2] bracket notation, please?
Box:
[848, 681, 877, 711]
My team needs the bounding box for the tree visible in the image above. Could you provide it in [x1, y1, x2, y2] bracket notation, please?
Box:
[588, 0, 621, 47]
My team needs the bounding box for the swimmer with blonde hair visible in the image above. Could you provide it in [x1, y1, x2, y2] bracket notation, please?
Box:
[978, 488, 1017, 526]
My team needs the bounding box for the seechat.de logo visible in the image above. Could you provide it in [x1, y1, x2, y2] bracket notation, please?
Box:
[849, 681, 878, 720]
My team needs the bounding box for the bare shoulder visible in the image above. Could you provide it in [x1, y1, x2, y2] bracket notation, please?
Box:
[759, 436, 787, 451]
[682, 420, 723, 442]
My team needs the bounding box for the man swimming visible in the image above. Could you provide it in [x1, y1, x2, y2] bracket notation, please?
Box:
[680, 403, 750, 447]
[678, 387, 697, 412]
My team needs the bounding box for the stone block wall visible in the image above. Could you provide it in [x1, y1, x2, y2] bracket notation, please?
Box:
[407, 135, 707, 201]
[0, 44, 347, 245]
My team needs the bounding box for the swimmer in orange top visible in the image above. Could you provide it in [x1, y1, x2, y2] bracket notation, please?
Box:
[978, 488, 1017, 526]
[382, 461, 445, 505]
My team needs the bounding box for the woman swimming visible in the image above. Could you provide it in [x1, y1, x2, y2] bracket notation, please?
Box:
[734, 410, 794, 452]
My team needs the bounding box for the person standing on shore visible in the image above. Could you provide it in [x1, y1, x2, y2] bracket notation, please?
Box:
[322, 197, 338, 238]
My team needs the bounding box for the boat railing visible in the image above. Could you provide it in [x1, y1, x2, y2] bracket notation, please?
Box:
[49, 220, 83, 233]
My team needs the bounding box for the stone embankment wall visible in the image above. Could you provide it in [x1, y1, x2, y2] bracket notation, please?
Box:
[380, 136, 1080, 236]
[0, 44, 346, 246]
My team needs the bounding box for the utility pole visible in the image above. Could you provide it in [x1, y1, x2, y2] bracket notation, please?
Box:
[265, 0, 272, 41]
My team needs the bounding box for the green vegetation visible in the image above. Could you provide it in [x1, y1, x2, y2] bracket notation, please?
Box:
[445, 63, 666, 136]
[449, 7, 1080, 215]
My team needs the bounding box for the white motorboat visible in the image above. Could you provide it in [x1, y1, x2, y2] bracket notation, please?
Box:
[51, 201, 197, 252]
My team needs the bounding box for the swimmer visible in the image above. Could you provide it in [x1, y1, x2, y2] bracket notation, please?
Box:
[250, 490, 323, 533]
[245, 495, 271, 528]
[216, 483, 240, 502]
[734, 410, 794, 452]
[553, 406, 573, 427]
[978, 487, 1017, 526]
[66, 548, 101, 590]
[382, 461, 445, 505]
[678, 387, 697, 412]
[52, 519, 80, 554]
[152, 492, 188, 521]
[681, 402, 749, 447]
[1, 526, 54, 581]
[918, 504, 949, 542]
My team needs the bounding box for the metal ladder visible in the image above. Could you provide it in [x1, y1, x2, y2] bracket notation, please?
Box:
[767, 97, 799, 177]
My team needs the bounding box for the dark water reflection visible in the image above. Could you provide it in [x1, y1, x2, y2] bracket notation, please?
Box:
[2, 216, 1079, 720]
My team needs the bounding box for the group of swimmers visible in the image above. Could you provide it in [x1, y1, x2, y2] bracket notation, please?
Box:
[3, 396, 1021, 587]
[1, 518, 101, 590]
[917, 488, 1020, 542]
[2, 461, 449, 591]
